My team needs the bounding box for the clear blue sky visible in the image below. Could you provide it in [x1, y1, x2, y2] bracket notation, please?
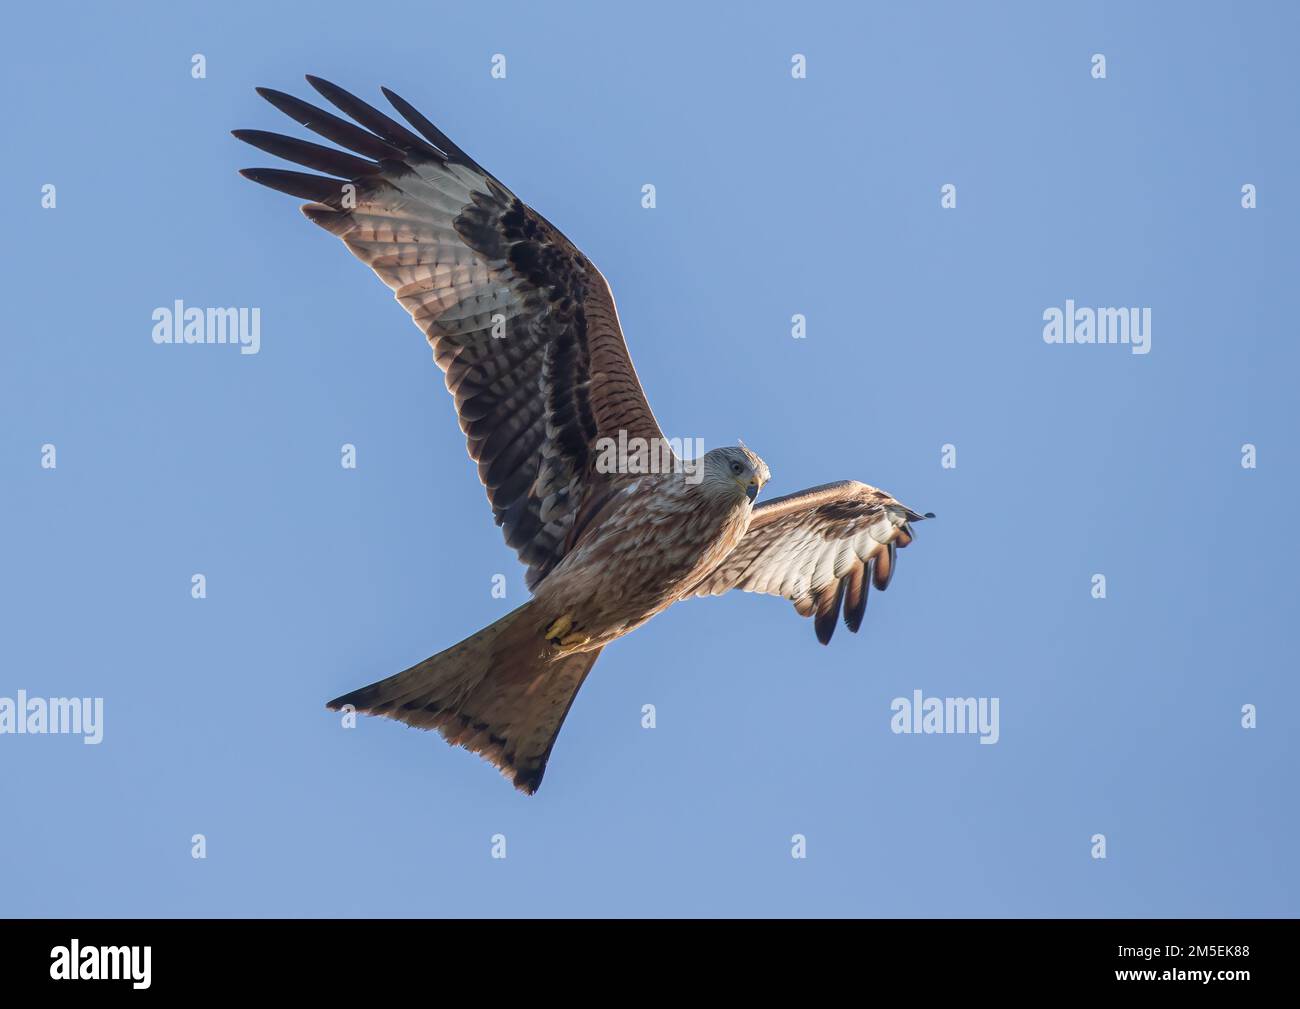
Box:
[3, 0, 1296, 917]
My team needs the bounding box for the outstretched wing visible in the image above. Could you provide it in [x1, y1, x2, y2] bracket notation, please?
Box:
[690, 481, 932, 644]
[236, 77, 668, 588]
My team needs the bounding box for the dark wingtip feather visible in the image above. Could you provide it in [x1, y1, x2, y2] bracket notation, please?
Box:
[238, 167, 345, 202]
[255, 85, 309, 118]
[380, 86, 451, 154]
[379, 85, 495, 180]
[843, 564, 869, 634]
[254, 85, 404, 162]
[873, 541, 897, 591]
[813, 581, 846, 645]
[304, 75, 441, 158]
[233, 128, 379, 178]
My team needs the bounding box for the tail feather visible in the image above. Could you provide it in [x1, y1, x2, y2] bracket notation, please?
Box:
[327, 601, 602, 794]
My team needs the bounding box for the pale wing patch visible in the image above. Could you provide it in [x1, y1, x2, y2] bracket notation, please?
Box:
[692, 481, 930, 644]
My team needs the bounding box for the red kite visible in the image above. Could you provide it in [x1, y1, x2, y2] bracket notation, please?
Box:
[237, 78, 932, 793]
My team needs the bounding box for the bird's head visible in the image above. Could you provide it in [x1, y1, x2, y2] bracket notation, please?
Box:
[701, 445, 770, 504]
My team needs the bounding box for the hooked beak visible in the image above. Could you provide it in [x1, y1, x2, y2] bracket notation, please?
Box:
[735, 474, 761, 502]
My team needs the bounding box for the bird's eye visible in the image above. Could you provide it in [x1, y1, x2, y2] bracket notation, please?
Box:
[730, 461, 744, 475]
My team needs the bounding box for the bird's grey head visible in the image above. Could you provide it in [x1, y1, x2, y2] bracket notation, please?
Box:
[700, 445, 770, 504]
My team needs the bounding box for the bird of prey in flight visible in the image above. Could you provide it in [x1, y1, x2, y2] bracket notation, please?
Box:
[236, 77, 933, 794]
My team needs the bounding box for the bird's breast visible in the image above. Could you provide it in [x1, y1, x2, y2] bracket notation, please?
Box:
[546, 479, 751, 612]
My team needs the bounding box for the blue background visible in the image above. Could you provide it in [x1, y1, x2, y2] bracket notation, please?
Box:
[3, 1, 1296, 917]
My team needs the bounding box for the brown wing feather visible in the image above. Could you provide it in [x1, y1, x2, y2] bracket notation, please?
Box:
[237, 78, 667, 588]
[691, 481, 932, 644]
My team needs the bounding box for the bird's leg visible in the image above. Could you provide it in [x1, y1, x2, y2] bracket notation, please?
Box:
[544, 613, 573, 642]
[544, 612, 591, 650]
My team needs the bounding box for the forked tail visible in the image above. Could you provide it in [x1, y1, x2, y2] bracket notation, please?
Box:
[326, 601, 602, 794]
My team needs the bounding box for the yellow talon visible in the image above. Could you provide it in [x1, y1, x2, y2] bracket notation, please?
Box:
[544, 614, 573, 641]
[558, 632, 591, 648]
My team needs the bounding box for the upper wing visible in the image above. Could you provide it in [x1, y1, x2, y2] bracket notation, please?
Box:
[235, 77, 668, 588]
[690, 481, 932, 644]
